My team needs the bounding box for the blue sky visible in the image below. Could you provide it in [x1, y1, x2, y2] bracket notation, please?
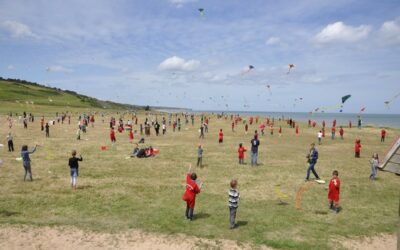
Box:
[0, 0, 399, 113]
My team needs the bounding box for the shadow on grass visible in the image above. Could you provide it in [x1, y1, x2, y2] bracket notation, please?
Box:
[0, 210, 20, 217]
[77, 185, 93, 190]
[236, 220, 248, 227]
[193, 212, 210, 220]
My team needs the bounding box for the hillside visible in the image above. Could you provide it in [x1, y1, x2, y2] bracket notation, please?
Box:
[0, 77, 144, 112]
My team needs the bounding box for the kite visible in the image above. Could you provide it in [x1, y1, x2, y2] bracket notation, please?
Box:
[287, 64, 295, 74]
[198, 8, 204, 16]
[359, 107, 366, 113]
[341, 95, 351, 104]
[242, 65, 255, 75]
[266, 85, 272, 95]
[384, 92, 400, 108]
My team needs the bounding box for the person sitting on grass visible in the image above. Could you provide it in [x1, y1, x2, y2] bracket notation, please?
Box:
[68, 150, 83, 190]
[21, 144, 38, 181]
[328, 170, 341, 214]
[182, 164, 202, 221]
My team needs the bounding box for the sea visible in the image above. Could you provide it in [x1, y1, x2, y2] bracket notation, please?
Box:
[197, 111, 400, 129]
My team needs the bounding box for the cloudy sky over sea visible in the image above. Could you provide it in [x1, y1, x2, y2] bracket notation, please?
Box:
[0, 0, 399, 113]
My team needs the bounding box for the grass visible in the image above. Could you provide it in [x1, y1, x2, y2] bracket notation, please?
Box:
[0, 106, 399, 249]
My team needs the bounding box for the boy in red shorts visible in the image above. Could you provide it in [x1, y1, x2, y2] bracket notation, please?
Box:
[328, 170, 341, 213]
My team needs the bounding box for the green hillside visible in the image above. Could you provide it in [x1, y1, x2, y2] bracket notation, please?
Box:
[0, 78, 143, 112]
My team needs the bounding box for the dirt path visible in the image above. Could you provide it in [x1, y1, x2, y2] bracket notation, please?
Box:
[0, 225, 267, 250]
[0, 225, 396, 249]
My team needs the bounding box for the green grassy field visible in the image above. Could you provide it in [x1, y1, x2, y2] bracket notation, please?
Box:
[0, 81, 399, 249]
[0, 109, 399, 249]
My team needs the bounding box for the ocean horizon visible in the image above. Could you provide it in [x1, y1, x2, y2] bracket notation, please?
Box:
[156, 109, 400, 129]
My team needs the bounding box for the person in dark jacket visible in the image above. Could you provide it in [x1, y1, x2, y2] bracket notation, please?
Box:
[305, 143, 320, 181]
[68, 150, 83, 190]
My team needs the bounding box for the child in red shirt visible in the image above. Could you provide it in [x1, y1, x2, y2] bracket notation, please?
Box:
[381, 129, 386, 142]
[218, 129, 224, 143]
[328, 170, 341, 213]
[339, 126, 344, 139]
[128, 130, 134, 143]
[182, 165, 202, 221]
[238, 143, 246, 164]
[110, 128, 116, 143]
[355, 139, 361, 158]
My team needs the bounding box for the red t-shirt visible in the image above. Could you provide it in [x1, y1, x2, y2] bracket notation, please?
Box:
[182, 174, 201, 208]
[355, 143, 361, 153]
[219, 132, 223, 140]
[238, 147, 246, 159]
[328, 178, 340, 202]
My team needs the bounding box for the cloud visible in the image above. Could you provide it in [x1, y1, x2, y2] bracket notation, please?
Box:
[379, 18, 400, 44]
[0, 20, 38, 39]
[314, 21, 371, 43]
[7, 65, 14, 70]
[46, 65, 73, 73]
[266, 36, 280, 45]
[169, 0, 197, 8]
[158, 56, 200, 71]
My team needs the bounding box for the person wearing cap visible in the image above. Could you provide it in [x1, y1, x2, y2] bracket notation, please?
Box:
[305, 143, 320, 181]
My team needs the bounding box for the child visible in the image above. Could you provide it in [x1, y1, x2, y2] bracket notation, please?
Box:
[369, 153, 379, 180]
[218, 129, 224, 143]
[238, 143, 246, 164]
[355, 139, 361, 158]
[380, 129, 386, 142]
[278, 126, 282, 137]
[182, 164, 202, 221]
[228, 179, 240, 229]
[317, 131, 322, 145]
[45, 123, 50, 137]
[76, 128, 81, 140]
[68, 150, 83, 190]
[21, 144, 38, 181]
[331, 126, 336, 140]
[197, 144, 203, 167]
[339, 126, 344, 139]
[128, 130, 134, 143]
[328, 170, 341, 213]
[7, 132, 14, 152]
[110, 128, 116, 143]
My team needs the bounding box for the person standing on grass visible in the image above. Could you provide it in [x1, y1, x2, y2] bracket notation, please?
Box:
[6, 132, 14, 152]
[162, 123, 166, 135]
[197, 144, 203, 167]
[355, 139, 361, 158]
[68, 150, 83, 190]
[331, 126, 336, 140]
[182, 164, 202, 221]
[369, 153, 379, 180]
[128, 130, 134, 143]
[317, 131, 322, 145]
[21, 144, 37, 181]
[218, 129, 224, 143]
[339, 126, 344, 139]
[238, 143, 246, 164]
[328, 170, 341, 213]
[278, 126, 282, 137]
[380, 129, 386, 142]
[250, 135, 260, 167]
[228, 179, 240, 229]
[110, 127, 116, 144]
[305, 143, 320, 181]
[45, 123, 50, 137]
[199, 125, 205, 139]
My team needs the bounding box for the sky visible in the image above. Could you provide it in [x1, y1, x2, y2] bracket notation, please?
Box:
[0, 0, 399, 114]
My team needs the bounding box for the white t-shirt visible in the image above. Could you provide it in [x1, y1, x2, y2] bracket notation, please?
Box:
[318, 132, 322, 138]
